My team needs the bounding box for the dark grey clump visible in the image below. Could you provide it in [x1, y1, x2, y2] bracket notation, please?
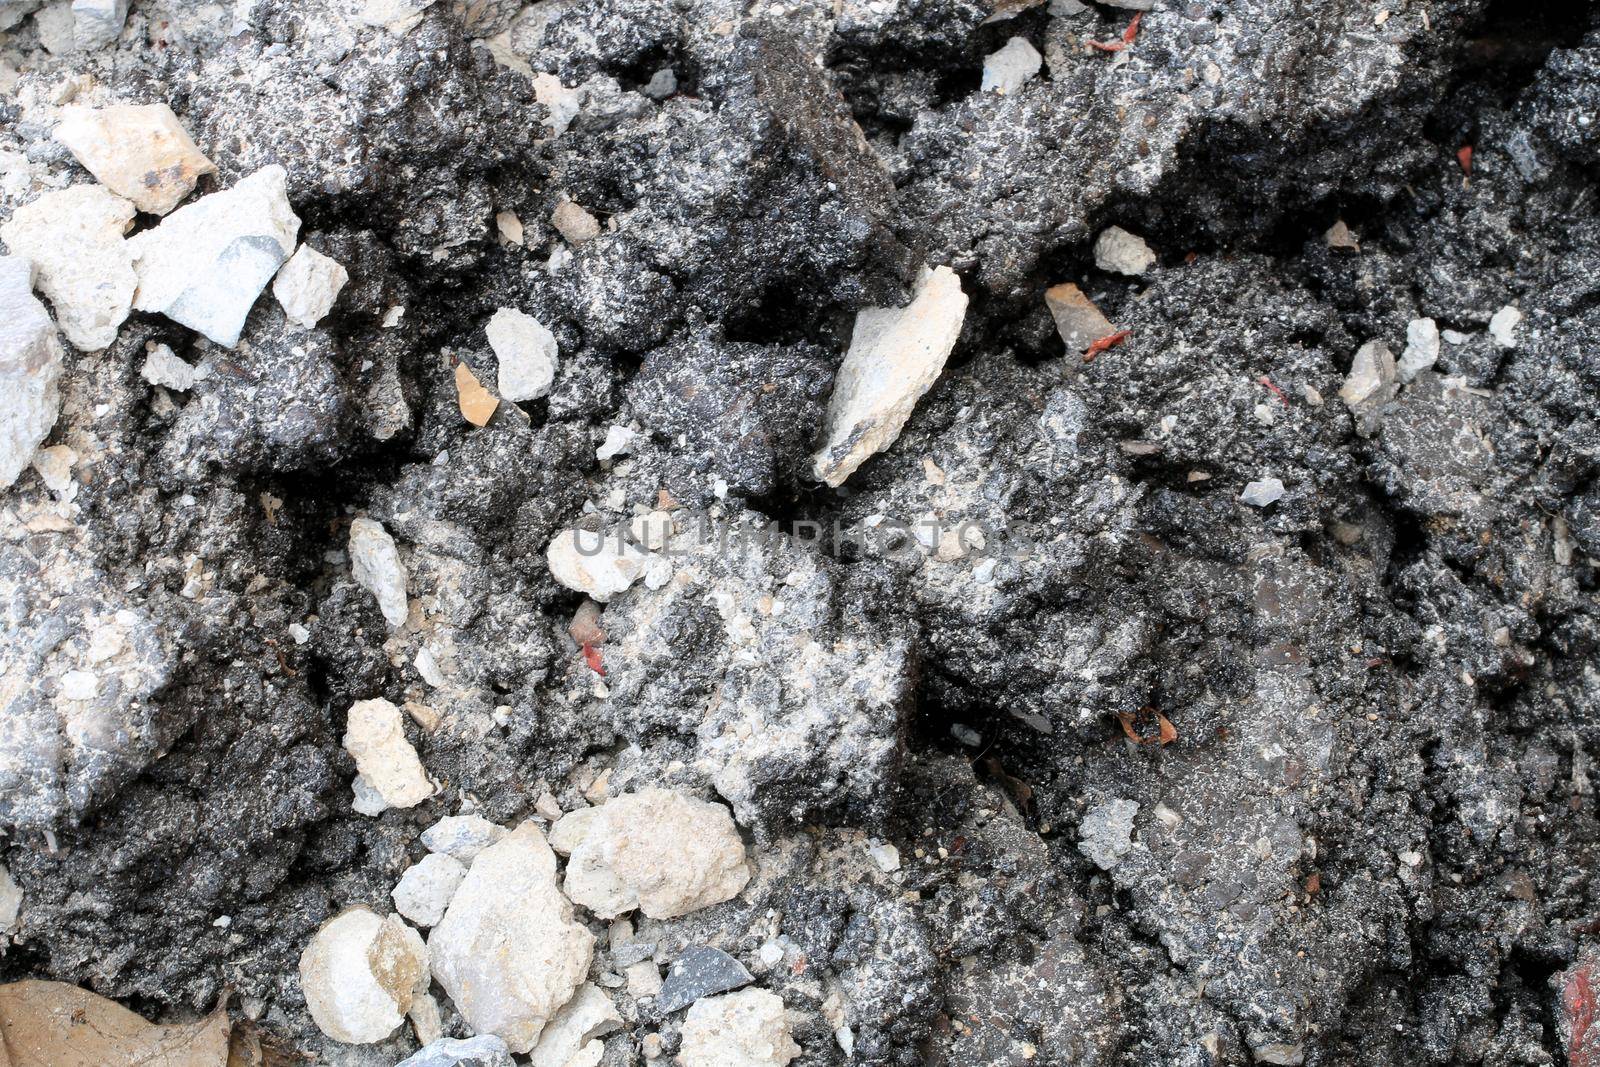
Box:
[655, 945, 755, 1013]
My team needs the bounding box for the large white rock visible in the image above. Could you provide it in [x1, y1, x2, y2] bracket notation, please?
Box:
[486, 307, 558, 402]
[527, 983, 622, 1067]
[549, 789, 750, 920]
[811, 265, 967, 487]
[421, 814, 507, 865]
[392, 853, 467, 927]
[272, 243, 349, 328]
[127, 165, 301, 348]
[70, 0, 127, 49]
[1093, 226, 1157, 276]
[299, 908, 429, 1044]
[547, 528, 649, 602]
[428, 823, 595, 1054]
[981, 37, 1042, 94]
[344, 697, 434, 812]
[0, 257, 64, 490]
[0, 184, 136, 351]
[349, 517, 409, 628]
[53, 103, 215, 215]
[679, 989, 800, 1067]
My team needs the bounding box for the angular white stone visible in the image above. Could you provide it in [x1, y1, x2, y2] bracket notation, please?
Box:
[0, 257, 64, 490]
[0, 184, 136, 351]
[811, 265, 967, 487]
[421, 814, 507, 865]
[1078, 798, 1139, 871]
[981, 37, 1042, 94]
[0, 862, 20, 938]
[486, 307, 558, 401]
[1339, 340, 1396, 408]
[528, 983, 623, 1067]
[1093, 226, 1156, 276]
[1397, 317, 1440, 383]
[596, 425, 636, 462]
[349, 517, 409, 628]
[299, 908, 428, 1044]
[393, 853, 467, 927]
[428, 822, 595, 1054]
[70, 0, 127, 49]
[679, 989, 800, 1067]
[1489, 304, 1522, 348]
[273, 244, 349, 328]
[549, 788, 750, 920]
[1239, 477, 1285, 508]
[139, 343, 201, 392]
[127, 165, 301, 348]
[53, 103, 215, 215]
[344, 697, 434, 812]
[547, 528, 650, 603]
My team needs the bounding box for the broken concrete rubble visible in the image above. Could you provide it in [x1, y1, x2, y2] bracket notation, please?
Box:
[0, 184, 135, 351]
[349, 517, 409, 628]
[298, 908, 428, 1044]
[546, 527, 650, 602]
[272, 243, 348, 328]
[343, 697, 434, 812]
[53, 103, 215, 215]
[487, 307, 558, 402]
[679, 989, 800, 1067]
[0, 256, 63, 490]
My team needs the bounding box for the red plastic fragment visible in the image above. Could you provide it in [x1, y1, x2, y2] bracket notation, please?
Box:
[1083, 329, 1132, 362]
[1457, 145, 1474, 175]
[1258, 375, 1289, 405]
[581, 643, 606, 677]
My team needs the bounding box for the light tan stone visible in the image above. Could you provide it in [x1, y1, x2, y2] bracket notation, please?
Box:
[299, 908, 428, 1044]
[0, 184, 135, 351]
[53, 103, 215, 215]
[343, 697, 434, 812]
[679, 989, 800, 1067]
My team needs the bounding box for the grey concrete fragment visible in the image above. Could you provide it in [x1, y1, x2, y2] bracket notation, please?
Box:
[656, 945, 755, 1013]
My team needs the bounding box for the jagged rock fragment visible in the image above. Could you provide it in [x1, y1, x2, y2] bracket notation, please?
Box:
[421, 814, 507, 864]
[396, 1036, 515, 1067]
[138, 343, 200, 392]
[1398, 318, 1440, 382]
[127, 165, 300, 348]
[70, 0, 126, 49]
[981, 37, 1042, 94]
[657, 946, 755, 1013]
[1339, 340, 1396, 408]
[0, 863, 20, 940]
[343, 697, 434, 812]
[1490, 304, 1523, 347]
[1078, 799, 1139, 871]
[392, 853, 467, 927]
[0, 257, 63, 490]
[428, 823, 594, 1053]
[546, 528, 650, 602]
[486, 307, 558, 402]
[1093, 226, 1156, 276]
[1044, 282, 1115, 354]
[1240, 477, 1286, 507]
[528, 983, 623, 1067]
[455, 361, 499, 426]
[53, 103, 215, 215]
[549, 789, 751, 920]
[272, 244, 348, 328]
[0, 185, 135, 351]
[299, 908, 428, 1044]
[357, 0, 436, 32]
[679, 989, 800, 1067]
[811, 265, 968, 487]
[349, 517, 409, 628]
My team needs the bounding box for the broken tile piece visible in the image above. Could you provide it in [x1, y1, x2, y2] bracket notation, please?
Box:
[392, 853, 467, 927]
[0, 256, 64, 490]
[656, 946, 755, 1014]
[811, 265, 968, 487]
[272, 244, 349, 328]
[1093, 226, 1156, 276]
[982, 37, 1043, 93]
[53, 103, 215, 215]
[0, 184, 136, 351]
[349, 517, 409, 628]
[487, 307, 559, 402]
[1044, 282, 1115, 354]
[546, 528, 650, 602]
[455, 361, 500, 426]
[528, 983, 623, 1067]
[548, 788, 751, 920]
[127, 165, 300, 348]
[299, 908, 428, 1044]
[344, 697, 434, 811]
[679, 989, 800, 1067]
[428, 823, 595, 1054]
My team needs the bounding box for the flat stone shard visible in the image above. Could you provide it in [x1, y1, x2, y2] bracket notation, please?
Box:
[1240, 477, 1287, 507]
[1398, 317, 1441, 382]
[53, 104, 216, 215]
[70, 0, 127, 49]
[811, 265, 968, 487]
[1093, 226, 1157, 276]
[657, 946, 755, 1013]
[343, 697, 434, 812]
[272, 244, 348, 328]
[349, 517, 409, 628]
[1339, 340, 1397, 409]
[1490, 304, 1523, 348]
[981, 37, 1042, 94]
[679, 989, 800, 1067]
[0, 257, 64, 490]
[528, 983, 623, 1067]
[421, 814, 507, 864]
[549, 789, 751, 920]
[127, 165, 301, 348]
[546, 528, 650, 602]
[0, 184, 136, 351]
[487, 307, 559, 401]
[1044, 282, 1115, 354]
[396, 1035, 515, 1067]
[428, 823, 595, 1054]
[299, 908, 428, 1044]
[392, 853, 467, 927]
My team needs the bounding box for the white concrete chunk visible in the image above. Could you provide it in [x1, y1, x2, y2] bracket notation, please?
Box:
[53, 103, 215, 215]
[344, 697, 434, 812]
[1093, 226, 1156, 276]
[349, 517, 409, 628]
[0, 256, 64, 490]
[547, 528, 650, 602]
[0, 184, 136, 351]
[139, 343, 201, 392]
[392, 853, 467, 927]
[981, 37, 1042, 94]
[679, 989, 800, 1067]
[528, 983, 623, 1067]
[273, 243, 349, 328]
[299, 908, 428, 1044]
[1397, 318, 1440, 383]
[70, 0, 127, 49]
[487, 307, 558, 402]
[421, 814, 508, 865]
[1489, 305, 1522, 348]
